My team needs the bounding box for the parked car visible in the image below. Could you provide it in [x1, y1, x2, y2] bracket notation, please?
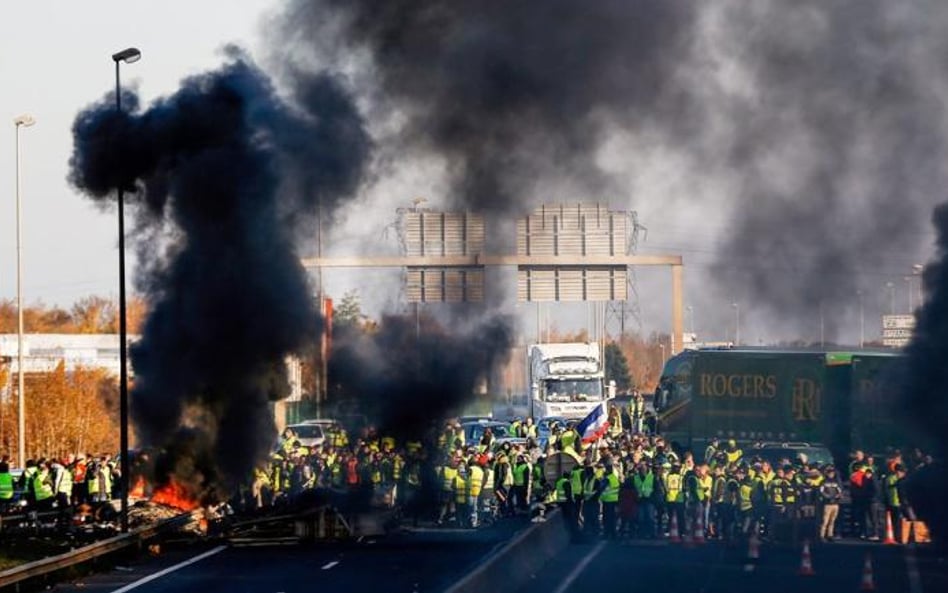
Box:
[461, 420, 511, 445]
[753, 442, 834, 468]
[284, 421, 327, 449]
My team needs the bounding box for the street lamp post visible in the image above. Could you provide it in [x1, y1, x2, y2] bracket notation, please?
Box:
[819, 301, 825, 348]
[731, 302, 740, 346]
[885, 282, 895, 315]
[112, 46, 140, 534]
[857, 290, 865, 348]
[13, 114, 35, 468]
[686, 305, 695, 337]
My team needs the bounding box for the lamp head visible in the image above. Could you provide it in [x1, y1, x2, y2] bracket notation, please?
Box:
[112, 47, 142, 64]
[13, 114, 35, 128]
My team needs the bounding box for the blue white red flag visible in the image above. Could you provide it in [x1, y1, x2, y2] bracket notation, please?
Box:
[576, 402, 610, 443]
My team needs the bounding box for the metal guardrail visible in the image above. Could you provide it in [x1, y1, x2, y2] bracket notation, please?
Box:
[0, 510, 198, 590]
[0, 510, 60, 532]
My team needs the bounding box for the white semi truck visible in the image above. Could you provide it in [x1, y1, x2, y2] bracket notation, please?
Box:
[527, 342, 615, 420]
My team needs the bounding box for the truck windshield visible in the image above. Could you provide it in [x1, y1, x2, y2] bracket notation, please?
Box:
[543, 379, 603, 402]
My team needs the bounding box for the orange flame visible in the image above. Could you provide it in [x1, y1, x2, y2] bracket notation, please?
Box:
[130, 476, 146, 498]
[151, 479, 200, 511]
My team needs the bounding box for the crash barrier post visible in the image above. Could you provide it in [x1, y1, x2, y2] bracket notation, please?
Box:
[443, 508, 569, 593]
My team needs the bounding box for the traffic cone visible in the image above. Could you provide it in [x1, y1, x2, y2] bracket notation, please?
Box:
[883, 511, 898, 545]
[743, 532, 760, 573]
[669, 513, 682, 543]
[694, 512, 706, 544]
[860, 553, 875, 591]
[682, 523, 694, 548]
[798, 539, 815, 576]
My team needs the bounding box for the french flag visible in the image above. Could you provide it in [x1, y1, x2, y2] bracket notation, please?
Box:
[576, 402, 610, 443]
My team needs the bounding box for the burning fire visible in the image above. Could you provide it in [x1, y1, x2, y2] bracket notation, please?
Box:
[151, 479, 200, 511]
[130, 476, 146, 498]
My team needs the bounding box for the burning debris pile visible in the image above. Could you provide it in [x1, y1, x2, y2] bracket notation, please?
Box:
[69, 54, 370, 497]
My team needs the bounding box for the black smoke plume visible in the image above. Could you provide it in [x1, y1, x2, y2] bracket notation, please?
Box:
[69, 53, 370, 493]
[277, 0, 698, 214]
[329, 313, 514, 441]
[278, 1, 948, 342]
[902, 204, 948, 543]
[708, 0, 948, 337]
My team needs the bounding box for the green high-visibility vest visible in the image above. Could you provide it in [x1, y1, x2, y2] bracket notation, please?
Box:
[696, 474, 712, 502]
[885, 474, 901, 507]
[560, 430, 577, 451]
[570, 467, 584, 499]
[57, 468, 74, 497]
[469, 466, 484, 497]
[601, 473, 620, 503]
[513, 463, 530, 487]
[555, 477, 569, 502]
[33, 469, 54, 501]
[739, 481, 754, 511]
[454, 475, 468, 503]
[634, 472, 654, 499]
[665, 472, 683, 503]
[0, 472, 14, 500]
[442, 466, 458, 492]
[583, 475, 598, 501]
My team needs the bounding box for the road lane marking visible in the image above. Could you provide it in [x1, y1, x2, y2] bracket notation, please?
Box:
[905, 545, 923, 593]
[322, 561, 340, 570]
[110, 545, 228, 593]
[553, 541, 606, 593]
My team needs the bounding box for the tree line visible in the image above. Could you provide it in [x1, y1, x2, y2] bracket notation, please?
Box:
[0, 295, 145, 462]
[0, 295, 147, 334]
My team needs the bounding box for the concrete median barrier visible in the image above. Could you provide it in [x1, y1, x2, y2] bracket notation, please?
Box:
[443, 508, 570, 593]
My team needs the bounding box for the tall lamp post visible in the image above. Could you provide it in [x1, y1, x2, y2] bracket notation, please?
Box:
[885, 282, 895, 315]
[13, 114, 35, 468]
[731, 302, 740, 346]
[857, 290, 865, 348]
[112, 46, 140, 534]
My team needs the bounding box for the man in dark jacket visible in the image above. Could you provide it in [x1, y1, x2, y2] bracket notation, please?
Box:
[818, 465, 843, 541]
[850, 465, 878, 539]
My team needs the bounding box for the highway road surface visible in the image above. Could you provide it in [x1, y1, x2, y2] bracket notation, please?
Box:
[50, 524, 520, 593]
[519, 537, 948, 593]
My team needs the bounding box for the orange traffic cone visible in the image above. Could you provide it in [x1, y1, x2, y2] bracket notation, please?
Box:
[883, 511, 898, 545]
[669, 513, 681, 543]
[743, 532, 760, 573]
[798, 539, 814, 576]
[694, 512, 706, 544]
[860, 553, 875, 591]
[682, 523, 694, 548]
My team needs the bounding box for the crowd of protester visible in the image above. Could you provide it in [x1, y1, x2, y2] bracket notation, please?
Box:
[0, 453, 119, 523]
[250, 401, 933, 545]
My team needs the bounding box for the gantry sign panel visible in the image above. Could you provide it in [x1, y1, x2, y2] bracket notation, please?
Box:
[402, 211, 485, 256]
[405, 268, 485, 303]
[402, 210, 485, 302]
[516, 203, 630, 302]
[518, 266, 627, 302]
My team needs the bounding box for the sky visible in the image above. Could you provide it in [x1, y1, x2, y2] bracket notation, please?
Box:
[1, 1, 936, 348]
[0, 0, 277, 306]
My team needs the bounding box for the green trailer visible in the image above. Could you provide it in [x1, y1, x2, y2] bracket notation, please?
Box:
[656, 348, 916, 462]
